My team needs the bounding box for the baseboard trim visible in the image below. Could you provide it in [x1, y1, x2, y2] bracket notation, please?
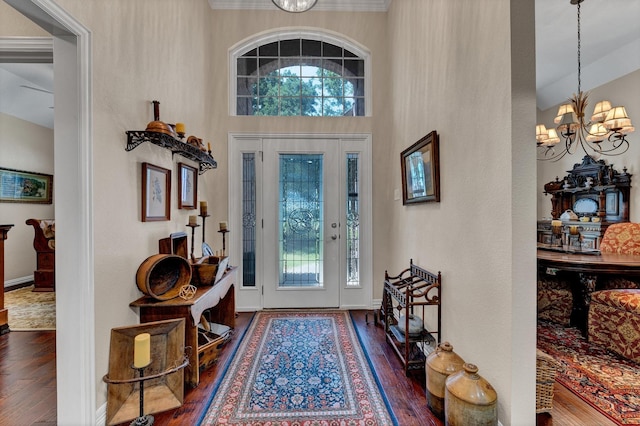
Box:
[4, 276, 34, 290]
[95, 402, 106, 425]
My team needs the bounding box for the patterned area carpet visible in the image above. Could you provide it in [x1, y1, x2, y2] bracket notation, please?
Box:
[199, 311, 397, 425]
[537, 320, 640, 425]
[5, 285, 55, 331]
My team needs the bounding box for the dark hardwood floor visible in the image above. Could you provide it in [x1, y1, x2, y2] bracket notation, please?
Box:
[0, 311, 616, 425]
[0, 330, 56, 426]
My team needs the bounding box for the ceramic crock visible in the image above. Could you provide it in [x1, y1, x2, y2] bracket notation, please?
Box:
[445, 363, 498, 426]
[426, 341, 465, 419]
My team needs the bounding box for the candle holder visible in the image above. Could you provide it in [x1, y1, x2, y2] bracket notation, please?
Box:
[199, 213, 210, 245]
[132, 362, 154, 426]
[218, 229, 229, 256]
[103, 356, 189, 426]
[186, 223, 200, 262]
[551, 225, 563, 248]
[567, 225, 583, 250]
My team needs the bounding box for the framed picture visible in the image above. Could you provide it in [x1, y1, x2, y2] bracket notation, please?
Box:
[0, 167, 53, 204]
[142, 162, 171, 222]
[400, 130, 440, 204]
[178, 163, 197, 209]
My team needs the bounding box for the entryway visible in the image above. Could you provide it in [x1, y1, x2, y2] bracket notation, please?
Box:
[229, 133, 373, 311]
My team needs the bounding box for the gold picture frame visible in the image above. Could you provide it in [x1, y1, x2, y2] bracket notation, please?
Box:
[0, 167, 53, 204]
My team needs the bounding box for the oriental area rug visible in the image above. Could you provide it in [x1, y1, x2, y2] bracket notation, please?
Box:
[5, 285, 56, 331]
[537, 320, 640, 425]
[198, 310, 397, 425]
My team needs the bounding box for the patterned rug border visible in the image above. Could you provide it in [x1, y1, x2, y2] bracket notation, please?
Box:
[348, 311, 399, 426]
[197, 310, 398, 426]
[196, 311, 257, 425]
[537, 320, 640, 425]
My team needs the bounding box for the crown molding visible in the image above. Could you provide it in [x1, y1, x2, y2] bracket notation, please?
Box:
[0, 37, 53, 62]
[208, 0, 391, 12]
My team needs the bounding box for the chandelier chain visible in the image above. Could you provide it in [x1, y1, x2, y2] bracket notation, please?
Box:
[536, 0, 634, 161]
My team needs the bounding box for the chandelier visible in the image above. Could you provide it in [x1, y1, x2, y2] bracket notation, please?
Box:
[536, 0, 634, 161]
[272, 0, 318, 13]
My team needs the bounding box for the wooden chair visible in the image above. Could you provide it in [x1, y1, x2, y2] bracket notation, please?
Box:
[25, 219, 55, 292]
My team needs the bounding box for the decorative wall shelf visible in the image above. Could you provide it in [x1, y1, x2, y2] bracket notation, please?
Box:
[126, 130, 217, 174]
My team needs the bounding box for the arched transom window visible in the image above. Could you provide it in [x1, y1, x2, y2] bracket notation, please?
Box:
[231, 31, 369, 117]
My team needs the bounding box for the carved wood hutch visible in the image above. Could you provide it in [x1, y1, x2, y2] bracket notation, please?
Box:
[538, 155, 632, 250]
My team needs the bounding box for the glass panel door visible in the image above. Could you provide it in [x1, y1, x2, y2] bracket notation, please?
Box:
[278, 154, 323, 287]
[263, 139, 339, 308]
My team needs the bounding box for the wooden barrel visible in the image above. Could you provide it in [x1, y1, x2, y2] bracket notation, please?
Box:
[136, 254, 192, 300]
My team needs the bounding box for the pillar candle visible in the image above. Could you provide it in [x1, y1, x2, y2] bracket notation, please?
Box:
[189, 215, 197, 226]
[200, 201, 208, 216]
[175, 122, 185, 134]
[551, 220, 562, 227]
[133, 333, 151, 368]
[219, 221, 228, 231]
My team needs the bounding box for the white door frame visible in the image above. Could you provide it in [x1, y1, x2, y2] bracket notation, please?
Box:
[3, 1, 95, 424]
[228, 133, 373, 312]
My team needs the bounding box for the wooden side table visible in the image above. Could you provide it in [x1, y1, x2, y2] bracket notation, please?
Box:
[0, 224, 14, 335]
[130, 267, 236, 388]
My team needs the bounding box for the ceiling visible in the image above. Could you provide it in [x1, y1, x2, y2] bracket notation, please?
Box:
[1, 0, 638, 128]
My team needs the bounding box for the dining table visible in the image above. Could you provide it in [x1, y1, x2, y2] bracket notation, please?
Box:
[537, 245, 640, 332]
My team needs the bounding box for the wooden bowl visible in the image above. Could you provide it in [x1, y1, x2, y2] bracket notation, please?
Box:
[136, 254, 192, 300]
[145, 120, 176, 137]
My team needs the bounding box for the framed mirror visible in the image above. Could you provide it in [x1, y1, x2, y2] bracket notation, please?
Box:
[400, 131, 440, 204]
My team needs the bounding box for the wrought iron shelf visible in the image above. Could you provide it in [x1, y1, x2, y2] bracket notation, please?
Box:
[126, 130, 217, 174]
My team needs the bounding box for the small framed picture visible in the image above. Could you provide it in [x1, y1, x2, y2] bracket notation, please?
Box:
[401, 130, 440, 204]
[141, 162, 171, 222]
[178, 163, 197, 209]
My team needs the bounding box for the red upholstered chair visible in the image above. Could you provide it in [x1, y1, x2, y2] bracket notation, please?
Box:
[588, 223, 640, 363]
[537, 276, 573, 326]
[599, 222, 640, 255]
[588, 289, 640, 363]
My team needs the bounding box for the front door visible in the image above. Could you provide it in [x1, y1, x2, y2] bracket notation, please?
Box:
[262, 138, 340, 308]
[228, 133, 372, 311]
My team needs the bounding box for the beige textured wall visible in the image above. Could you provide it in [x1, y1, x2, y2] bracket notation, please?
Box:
[50, 0, 216, 407]
[0, 113, 54, 283]
[537, 68, 640, 220]
[386, 0, 537, 423]
[0, 2, 49, 36]
[207, 9, 391, 292]
[47, 0, 391, 410]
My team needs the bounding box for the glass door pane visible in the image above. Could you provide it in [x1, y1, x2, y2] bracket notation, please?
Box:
[278, 154, 323, 287]
[242, 153, 257, 286]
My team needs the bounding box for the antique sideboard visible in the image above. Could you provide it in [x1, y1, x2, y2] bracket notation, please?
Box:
[538, 155, 632, 250]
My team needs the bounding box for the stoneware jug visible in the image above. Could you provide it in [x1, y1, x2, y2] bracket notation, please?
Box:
[426, 341, 465, 420]
[445, 363, 498, 426]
